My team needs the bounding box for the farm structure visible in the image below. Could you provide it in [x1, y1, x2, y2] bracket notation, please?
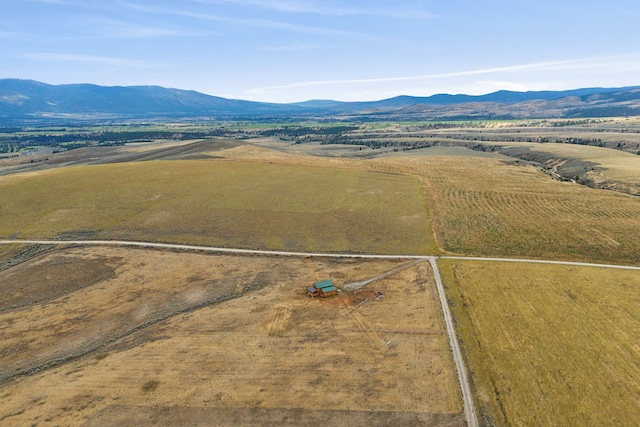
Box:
[307, 279, 338, 298]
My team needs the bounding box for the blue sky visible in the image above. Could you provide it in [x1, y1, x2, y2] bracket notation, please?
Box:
[1, 0, 640, 103]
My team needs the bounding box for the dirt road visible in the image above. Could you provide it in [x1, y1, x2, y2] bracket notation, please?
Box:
[2, 240, 639, 270]
[428, 257, 478, 427]
[3, 238, 639, 427]
[442, 255, 640, 270]
[343, 259, 427, 290]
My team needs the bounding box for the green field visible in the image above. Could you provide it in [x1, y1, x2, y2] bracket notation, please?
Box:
[439, 259, 640, 426]
[0, 159, 433, 254]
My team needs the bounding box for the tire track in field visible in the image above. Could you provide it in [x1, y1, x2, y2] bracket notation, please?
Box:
[3, 238, 640, 427]
[0, 282, 262, 385]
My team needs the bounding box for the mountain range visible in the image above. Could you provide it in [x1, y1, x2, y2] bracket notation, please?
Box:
[1, 79, 640, 122]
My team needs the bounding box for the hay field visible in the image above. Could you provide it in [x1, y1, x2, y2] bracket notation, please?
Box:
[438, 259, 640, 426]
[374, 156, 640, 264]
[0, 159, 432, 255]
[0, 246, 463, 426]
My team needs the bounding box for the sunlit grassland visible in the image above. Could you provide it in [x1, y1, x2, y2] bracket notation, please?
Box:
[375, 156, 640, 264]
[439, 259, 640, 426]
[0, 159, 433, 254]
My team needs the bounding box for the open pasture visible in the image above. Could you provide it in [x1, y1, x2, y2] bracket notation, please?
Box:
[0, 246, 463, 426]
[0, 159, 432, 255]
[439, 259, 640, 426]
[3, 120, 640, 426]
[374, 155, 640, 264]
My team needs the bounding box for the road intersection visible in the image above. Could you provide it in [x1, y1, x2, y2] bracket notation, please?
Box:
[3, 238, 639, 427]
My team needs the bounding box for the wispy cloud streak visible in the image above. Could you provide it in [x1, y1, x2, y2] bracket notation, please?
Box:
[23, 52, 157, 68]
[102, 22, 211, 39]
[0, 30, 23, 38]
[259, 42, 332, 51]
[190, 0, 433, 19]
[248, 58, 633, 93]
[21, 0, 101, 7]
[118, 1, 364, 36]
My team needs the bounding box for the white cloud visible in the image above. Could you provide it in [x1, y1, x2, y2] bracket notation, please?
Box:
[118, 1, 367, 37]
[247, 56, 640, 95]
[21, 0, 98, 6]
[22, 0, 72, 4]
[190, 0, 433, 18]
[259, 42, 332, 51]
[475, 81, 530, 92]
[237, 53, 640, 102]
[102, 22, 212, 39]
[23, 53, 158, 68]
[0, 31, 22, 39]
[181, 11, 360, 36]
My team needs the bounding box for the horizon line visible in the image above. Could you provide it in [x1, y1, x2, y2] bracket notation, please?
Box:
[1, 77, 639, 105]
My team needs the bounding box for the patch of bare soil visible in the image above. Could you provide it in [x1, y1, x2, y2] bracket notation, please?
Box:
[0, 146, 123, 176]
[0, 247, 463, 426]
[102, 138, 238, 162]
[0, 247, 301, 384]
[0, 139, 241, 176]
[0, 248, 122, 311]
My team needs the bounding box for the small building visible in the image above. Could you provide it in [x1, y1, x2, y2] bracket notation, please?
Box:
[307, 279, 338, 298]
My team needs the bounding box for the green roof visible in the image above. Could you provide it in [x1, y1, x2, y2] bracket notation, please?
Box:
[315, 279, 334, 289]
[321, 285, 338, 293]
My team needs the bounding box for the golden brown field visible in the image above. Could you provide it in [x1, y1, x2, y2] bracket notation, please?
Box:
[0, 159, 433, 255]
[0, 246, 463, 426]
[373, 155, 640, 264]
[3, 128, 640, 427]
[439, 259, 640, 426]
[202, 140, 640, 264]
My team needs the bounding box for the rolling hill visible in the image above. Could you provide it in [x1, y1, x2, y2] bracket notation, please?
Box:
[1, 79, 640, 122]
[0, 79, 299, 119]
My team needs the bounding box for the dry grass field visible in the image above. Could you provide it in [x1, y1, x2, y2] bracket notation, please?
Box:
[183, 141, 640, 265]
[198, 140, 640, 264]
[0, 246, 463, 426]
[3, 126, 640, 427]
[0, 159, 433, 255]
[373, 155, 640, 264]
[438, 259, 640, 426]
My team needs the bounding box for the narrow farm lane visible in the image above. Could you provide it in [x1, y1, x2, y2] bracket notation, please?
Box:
[428, 257, 479, 427]
[2, 240, 640, 270]
[3, 238, 640, 427]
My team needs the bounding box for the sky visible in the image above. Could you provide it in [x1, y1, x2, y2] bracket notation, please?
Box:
[1, 0, 640, 103]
